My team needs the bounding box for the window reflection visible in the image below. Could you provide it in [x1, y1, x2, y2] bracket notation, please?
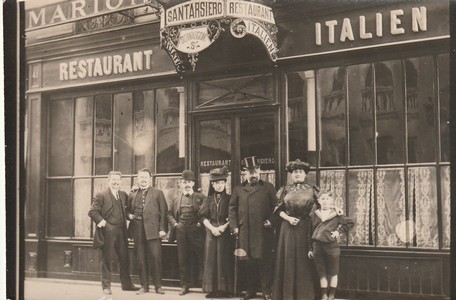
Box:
[438, 54, 450, 162]
[240, 115, 275, 172]
[374, 61, 404, 164]
[406, 57, 435, 163]
[287, 71, 316, 165]
[74, 97, 93, 175]
[114, 93, 133, 174]
[49, 99, 74, 176]
[318, 67, 346, 166]
[94, 95, 113, 175]
[48, 180, 73, 237]
[156, 87, 184, 173]
[74, 179, 92, 238]
[133, 91, 155, 171]
[197, 74, 273, 108]
[348, 64, 374, 165]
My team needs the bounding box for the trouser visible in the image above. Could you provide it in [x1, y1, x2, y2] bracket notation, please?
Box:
[132, 219, 163, 290]
[100, 223, 133, 289]
[244, 255, 273, 296]
[176, 222, 204, 287]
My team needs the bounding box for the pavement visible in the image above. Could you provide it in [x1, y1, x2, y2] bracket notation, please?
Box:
[23, 278, 266, 300]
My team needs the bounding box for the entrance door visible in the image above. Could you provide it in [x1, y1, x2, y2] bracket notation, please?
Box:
[196, 112, 277, 195]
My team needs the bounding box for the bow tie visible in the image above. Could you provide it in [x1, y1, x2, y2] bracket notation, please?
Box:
[185, 193, 191, 197]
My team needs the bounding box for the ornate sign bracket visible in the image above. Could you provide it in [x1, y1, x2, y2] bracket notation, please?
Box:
[159, 0, 278, 72]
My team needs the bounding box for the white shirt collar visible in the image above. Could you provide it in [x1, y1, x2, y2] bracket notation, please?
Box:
[109, 187, 119, 196]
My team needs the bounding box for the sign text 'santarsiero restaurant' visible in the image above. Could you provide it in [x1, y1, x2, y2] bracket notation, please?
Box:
[24, 0, 450, 299]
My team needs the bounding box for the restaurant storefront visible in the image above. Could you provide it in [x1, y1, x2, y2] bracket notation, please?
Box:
[24, 0, 450, 299]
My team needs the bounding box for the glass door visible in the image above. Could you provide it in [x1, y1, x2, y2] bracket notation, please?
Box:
[196, 112, 277, 196]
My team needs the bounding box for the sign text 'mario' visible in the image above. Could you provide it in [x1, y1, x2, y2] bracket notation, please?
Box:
[26, 0, 147, 31]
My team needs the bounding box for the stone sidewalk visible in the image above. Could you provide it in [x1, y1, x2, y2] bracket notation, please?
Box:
[24, 278, 264, 300]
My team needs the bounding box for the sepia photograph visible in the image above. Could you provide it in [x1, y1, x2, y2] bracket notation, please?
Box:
[5, 0, 453, 299]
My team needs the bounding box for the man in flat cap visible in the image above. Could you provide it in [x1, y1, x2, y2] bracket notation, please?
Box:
[229, 156, 277, 300]
[167, 170, 205, 295]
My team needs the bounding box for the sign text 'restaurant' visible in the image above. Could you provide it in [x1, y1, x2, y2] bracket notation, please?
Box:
[59, 50, 153, 80]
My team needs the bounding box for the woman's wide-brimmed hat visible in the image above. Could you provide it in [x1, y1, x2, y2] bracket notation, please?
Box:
[209, 166, 229, 181]
[285, 159, 311, 173]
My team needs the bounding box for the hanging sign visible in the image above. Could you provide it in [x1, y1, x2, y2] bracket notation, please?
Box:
[160, 0, 279, 72]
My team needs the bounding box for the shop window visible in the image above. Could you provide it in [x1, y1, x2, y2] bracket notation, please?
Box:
[74, 179, 92, 238]
[438, 54, 450, 162]
[48, 99, 74, 176]
[240, 115, 276, 185]
[286, 71, 316, 166]
[133, 91, 155, 172]
[197, 73, 274, 109]
[156, 87, 184, 173]
[74, 97, 93, 176]
[287, 54, 448, 249]
[407, 167, 439, 248]
[348, 64, 374, 165]
[47, 180, 73, 237]
[375, 61, 404, 165]
[47, 86, 182, 238]
[348, 169, 374, 246]
[441, 166, 450, 249]
[406, 57, 436, 163]
[318, 67, 347, 166]
[94, 95, 113, 175]
[199, 119, 232, 195]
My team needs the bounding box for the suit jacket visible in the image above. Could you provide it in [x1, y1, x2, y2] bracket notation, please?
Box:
[228, 180, 277, 259]
[126, 187, 168, 240]
[88, 188, 128, 248]
[167, 191, 205, 242]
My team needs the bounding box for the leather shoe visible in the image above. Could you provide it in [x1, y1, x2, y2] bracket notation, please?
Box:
[136, 287, 149, 295]
[156, 287, 165, 294]
[179, 286, 189, 296]
[103, 288, 112, 295]
[123, 285, 140, 291]
[242, 293, 256, 300]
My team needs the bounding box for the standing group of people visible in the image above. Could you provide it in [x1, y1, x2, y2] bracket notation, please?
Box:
[88, 157, 354, 300]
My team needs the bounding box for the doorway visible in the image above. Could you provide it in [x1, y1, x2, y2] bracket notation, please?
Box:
[195, 112, 277, 195]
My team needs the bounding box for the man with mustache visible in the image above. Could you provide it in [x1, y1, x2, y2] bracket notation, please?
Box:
[126, 168, 168, 295]
[88, 171, 139, 295]
[167, 170, 205, 295]
[228, 157, 277, 300]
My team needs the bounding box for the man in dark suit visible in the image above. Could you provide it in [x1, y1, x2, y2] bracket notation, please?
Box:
[167, 170, 205, 295]
[229, 157, 277, 300]
[88, 171, 139, 295]
[126, 168, 168, 295]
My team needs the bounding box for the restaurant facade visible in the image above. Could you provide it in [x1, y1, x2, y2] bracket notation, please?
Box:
[23, 0, 450, 299]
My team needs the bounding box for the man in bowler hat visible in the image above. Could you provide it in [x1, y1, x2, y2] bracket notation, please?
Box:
[126, 168, 168, 295]
[167, 170, 205, 295]
[88, 171, 139, 295]
[228, 157, 277, 300]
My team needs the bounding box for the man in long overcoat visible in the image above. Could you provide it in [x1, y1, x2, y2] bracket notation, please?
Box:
[126, 168, 168, 295]
[228, 157, 276, 300]
[88, 171, 139, 295]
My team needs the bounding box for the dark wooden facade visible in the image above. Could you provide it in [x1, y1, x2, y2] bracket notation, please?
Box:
[24, 1, 450, 299]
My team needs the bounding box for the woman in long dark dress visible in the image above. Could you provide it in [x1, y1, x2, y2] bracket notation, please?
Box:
[199, 166, 234, 298]
[272, 159, 319, 300]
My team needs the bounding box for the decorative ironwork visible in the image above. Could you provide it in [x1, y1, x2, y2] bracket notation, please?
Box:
[76, 10, 135, 33]
[160, 0, 279, 72]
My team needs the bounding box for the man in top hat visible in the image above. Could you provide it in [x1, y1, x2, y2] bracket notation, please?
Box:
[167, 170, 205, 295]
[228, 156, 277, 300]
[88, 171, 139, 295]
[126, 168, 168, 295]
